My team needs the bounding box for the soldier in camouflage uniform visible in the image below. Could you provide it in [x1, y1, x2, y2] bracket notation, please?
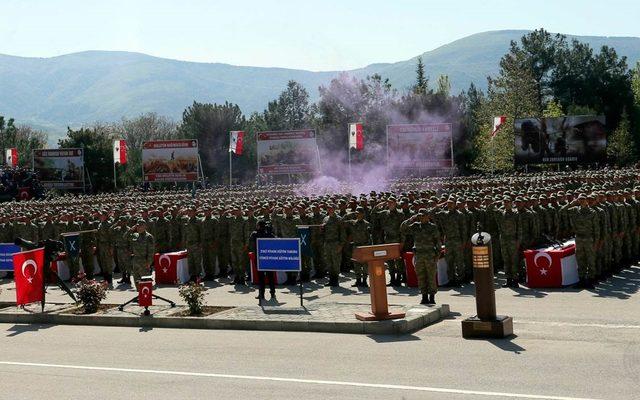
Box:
[346, 207, 371, 287]
[128, 219, 155, 288]
[374, 197, 406, 286]
[495, 198, 521, 288]
[570, 195, 598, 288]
[201, 209, 218, 281]
[182, 209, 203, 282]
[113, 216, 132, 285]
[406, 209, 441, 304]
[322, 204, 343, 287]
[96, 213, 114, 286]
[228, 208, 247, 284]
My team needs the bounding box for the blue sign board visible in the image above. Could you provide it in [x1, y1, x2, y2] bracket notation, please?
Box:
[256, 238, 301, 272]
[0, 243, 21, 271]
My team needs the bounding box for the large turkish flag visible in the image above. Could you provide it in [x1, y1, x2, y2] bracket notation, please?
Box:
[13, 248, 45, 305]
[524, 241, 578, 288]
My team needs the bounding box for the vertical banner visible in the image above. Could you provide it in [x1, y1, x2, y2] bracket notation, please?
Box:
[349, 123, 364, 150]
[257, 130, 319, 175]
[229, 131, 244, 155]
[113, 140, 127, 165]
[13, 248, 45, 305]
[33, 148, 85, 189]
[6, 148, 18, 167]
[142, 140, 199, 182]
[138, 280, 153, 307]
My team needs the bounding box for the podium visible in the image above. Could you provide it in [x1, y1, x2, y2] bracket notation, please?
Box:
[352, 243, 405, 321]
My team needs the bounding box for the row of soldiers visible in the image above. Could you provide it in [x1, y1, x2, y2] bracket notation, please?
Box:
[1, 167, 638, 294]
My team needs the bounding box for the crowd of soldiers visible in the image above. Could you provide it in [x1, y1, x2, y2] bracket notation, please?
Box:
[1, 167, 639, 304]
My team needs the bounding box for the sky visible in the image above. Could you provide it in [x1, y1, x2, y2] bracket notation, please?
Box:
[1, 0, 639, 71]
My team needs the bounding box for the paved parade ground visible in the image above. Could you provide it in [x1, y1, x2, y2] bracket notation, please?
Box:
[0, 267, 638, 400]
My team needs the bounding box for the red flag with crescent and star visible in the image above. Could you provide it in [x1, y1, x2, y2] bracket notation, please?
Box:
[229, 131, 244, 155]
[154, 252, 179, 284]
[348, 123, 364, 150]
[113, 139, 127, 165]
[13, 248, 45, 305]
[138, 280, 153, 307]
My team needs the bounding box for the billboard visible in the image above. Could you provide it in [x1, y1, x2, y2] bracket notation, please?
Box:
[387, 123, 453, 170]
[33, 148, 85, 189]
[142, 140, 199, 182]
[257, 130, 319, 175]
[514, 115, 606, 164]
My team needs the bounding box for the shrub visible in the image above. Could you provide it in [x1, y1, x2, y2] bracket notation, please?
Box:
[178, 283, 206, 315]
[76, 279, 107, 313]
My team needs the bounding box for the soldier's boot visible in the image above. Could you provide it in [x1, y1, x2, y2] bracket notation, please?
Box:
[386, 272, 396, 287]
[360, 276, 368, 288]
[104, 274, 113, 287]
[216, 267, 229, 279]
[325, 275, 339, 287]
[351, 278, 361, 287]
[117, 273, 129, 285]
[311, 271, 326, 280]
[398, 271, 407, 284]
[420, 294, 429, 305]
[428, 294, 436, 305]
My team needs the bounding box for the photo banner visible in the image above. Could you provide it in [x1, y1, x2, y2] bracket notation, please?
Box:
[142, 140, 199, 182]
[257, 129, 319, 175]
[514, 115, 606, 165]
[33, 148, 85, 189]
[387, 123, 453, 170]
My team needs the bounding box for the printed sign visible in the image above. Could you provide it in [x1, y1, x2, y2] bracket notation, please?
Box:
[33, 148, 85, 189]
[387, 123, 453, 171]
[0, 243, 21, 271]
[256, 238, 301, 272]
[257, 130, 319, 175]
[142, 140, 199, 182]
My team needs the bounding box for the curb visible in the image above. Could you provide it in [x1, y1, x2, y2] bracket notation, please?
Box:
[0, 303, 450, 335]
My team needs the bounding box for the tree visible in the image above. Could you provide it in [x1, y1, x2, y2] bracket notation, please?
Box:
[179, 101, 245, 182]
[472, 49, 540, 172]
[8, 125, 48, 167]
[543, 100, 564, 118]
[607, 111, 636, 166]
[0, 116, 17, 165]
[436, 75, 451, 97]
[263, 80, 312, 131]
[59, 124, 117, 192]
[413, 57, 429, 95]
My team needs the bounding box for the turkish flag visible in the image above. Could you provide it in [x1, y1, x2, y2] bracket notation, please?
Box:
[113, 139, 127, 165]
[491, 116, 507, 138]
[229, 131, 244, 155]
[154, 252, 187, 284]
[17, 187, 32, 201]
[349, 123, 364, 150]
[138, 280, 153, 307]
[403, 251, 449, 287]
[13, 248, 45, 305]
[524, 241, 578, 287]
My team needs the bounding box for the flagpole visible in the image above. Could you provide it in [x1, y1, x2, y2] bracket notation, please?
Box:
[113, 161, 117, 191]
[348, 146, 352, 182]
[229, 150, 232, 187]
[490, 135, 494, 176]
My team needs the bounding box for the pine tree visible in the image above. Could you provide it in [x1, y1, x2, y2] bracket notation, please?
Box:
[607, 110, 636, 166]
[436, 75, 451, 97]
[413, 57, 428, 95]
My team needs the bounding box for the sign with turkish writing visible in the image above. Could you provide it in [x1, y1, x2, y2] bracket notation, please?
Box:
[257, 130, 319, 175]
[256, 238, 301, 272]
[387, 123, 453, 171]
[142, 140, 199, 182]
[0, 243, 21, 271]
[33, 148, 85, 189]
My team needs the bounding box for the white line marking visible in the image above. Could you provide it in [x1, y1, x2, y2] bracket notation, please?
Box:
[442, 319, 640, 329]
[0, 361, 601, 400]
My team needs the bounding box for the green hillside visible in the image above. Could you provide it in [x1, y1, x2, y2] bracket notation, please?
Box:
[1, 30, 639, 137]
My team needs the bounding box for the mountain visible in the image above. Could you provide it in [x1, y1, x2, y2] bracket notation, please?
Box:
[1, 30, 639, 137]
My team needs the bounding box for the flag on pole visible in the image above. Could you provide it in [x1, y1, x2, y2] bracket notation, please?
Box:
[113, 140, 127, 165]
[229, 131, 244, 155]
[491, 116, 507, 138]
[138, 280, 153, 307]
[13, 248, 45, 305]
[62, 233, 80, 259]
[6, 148, 18, 167]
[349, 123, 364, 150]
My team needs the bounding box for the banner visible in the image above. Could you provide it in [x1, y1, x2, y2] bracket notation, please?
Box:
[138, 280, 153, 307]
[33, 148, 84, 189]
[256, 238, 301, 272]
[229, 131, 244, 155]
[514, 115, 606, 164]
[142, 140, 199, 182]
[387, 123, 453, 170]
[6, 148, 18, 167]
[349, 123, 364, 150]
[113, 139, 127, 165]
[0, 243, 21, 271]
[62, 233, 80, 259]
[257, 130, 319, 175]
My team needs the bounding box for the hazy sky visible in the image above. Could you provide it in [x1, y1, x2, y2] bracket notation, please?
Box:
[1, 0, 639, 71]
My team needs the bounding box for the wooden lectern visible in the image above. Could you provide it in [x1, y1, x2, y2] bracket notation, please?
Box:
[352, 243, 406, 321]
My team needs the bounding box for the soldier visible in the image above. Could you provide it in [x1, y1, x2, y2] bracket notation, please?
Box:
[128, 218, 155, 289]
[322, 204, 343, 287]
[113, 216, 132, 285]
[216, 208, 231, 278]
[96, 213, 114, 286]
[570, 195, 598, 289]
[495, 197, 521, 288]
[374, 197, 406, 286]
[229, 208, 247, 284]
[406, 209, 441, 304]
[201, 209, 218, 281]
[182, 209, 203, 282]
[77, 215, 97, 279]
[435, 199, 465, 287]
[308, 204, 326, 279]
[347, 207, 371, 287]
